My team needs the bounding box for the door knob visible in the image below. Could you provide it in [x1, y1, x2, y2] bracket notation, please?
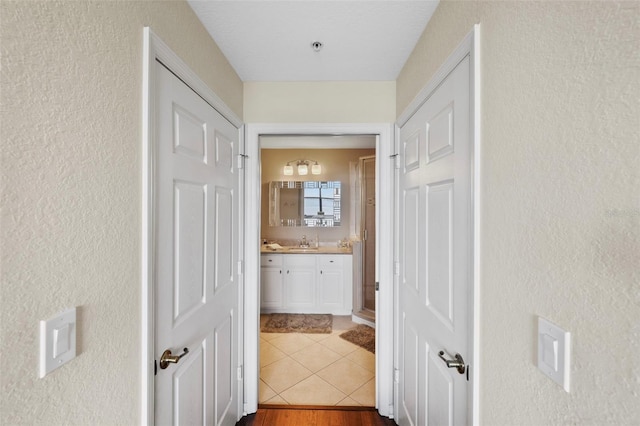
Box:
[437, 350, 466, 374]
[159, 347, 189, 369]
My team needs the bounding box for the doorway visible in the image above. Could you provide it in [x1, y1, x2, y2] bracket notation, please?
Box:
[258, 141, 376, 406]
[141, 28, 245, 425]
[244, 124, 395, 417]
[393, 26, 480, 424]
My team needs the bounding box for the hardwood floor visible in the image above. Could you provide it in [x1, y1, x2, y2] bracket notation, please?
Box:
[236, 406, 396, 426]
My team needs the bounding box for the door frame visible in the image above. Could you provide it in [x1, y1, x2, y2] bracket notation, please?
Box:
[141, 27, 244, 425]
[394, 25, 481, 425]
[244, 123, 395, 417]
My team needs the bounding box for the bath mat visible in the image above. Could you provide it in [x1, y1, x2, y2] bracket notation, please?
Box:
[261, 314, 333, 334]
[340, 325, 375, 353]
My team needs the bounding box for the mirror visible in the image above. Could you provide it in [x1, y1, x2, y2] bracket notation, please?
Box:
[269, 181, 341, 227]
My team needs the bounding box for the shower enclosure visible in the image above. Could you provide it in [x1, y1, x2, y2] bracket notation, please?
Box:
[353, 155, 376, 324]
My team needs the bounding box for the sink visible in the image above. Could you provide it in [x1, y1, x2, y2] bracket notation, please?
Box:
[284, 246, 319, 253]
[261, 244, 319, 253]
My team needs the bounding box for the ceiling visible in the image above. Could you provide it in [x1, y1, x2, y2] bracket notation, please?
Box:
[188, 1, 439, 82]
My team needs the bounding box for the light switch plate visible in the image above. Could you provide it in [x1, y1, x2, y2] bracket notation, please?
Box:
[537, 316, 570, 392]
[39, 307, 76, 378]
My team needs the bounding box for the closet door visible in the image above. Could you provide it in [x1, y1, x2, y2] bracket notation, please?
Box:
[397, 56, 471, 426]
[154, 61, 240, 426]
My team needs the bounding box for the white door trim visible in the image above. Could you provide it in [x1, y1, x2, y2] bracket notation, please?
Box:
[244, 123, 395, 417]
[394, 24, 481, 425]
[141, 27, 244, 425]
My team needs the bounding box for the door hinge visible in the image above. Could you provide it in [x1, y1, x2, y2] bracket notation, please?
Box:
[394, 368, 400, 383]
[237, 365, 243, 381]
[237, 153, 248, 169]
[375, 281, 379, 291]
[154, 359, 157, 376]
[394, 261, 400, 276]
[237, 260, 244, 275]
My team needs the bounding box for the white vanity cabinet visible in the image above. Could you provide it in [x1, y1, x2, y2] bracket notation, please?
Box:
[260, 254, 283, 309]
[260, 253, 353, 315]
[317, 255, 350, 313]
[283, 255, 316, 310]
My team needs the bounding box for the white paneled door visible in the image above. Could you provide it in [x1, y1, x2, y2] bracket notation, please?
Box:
[154, 62, 240, 426]
[398, 55, 471, 425]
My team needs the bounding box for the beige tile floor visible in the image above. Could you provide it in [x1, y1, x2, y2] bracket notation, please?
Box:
[259, 315, 376, 407]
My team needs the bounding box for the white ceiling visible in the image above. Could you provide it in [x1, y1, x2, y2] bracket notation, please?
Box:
[188, 0, 439, 82]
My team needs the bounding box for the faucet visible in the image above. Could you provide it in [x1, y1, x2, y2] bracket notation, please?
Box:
[299, 235, 309, 248]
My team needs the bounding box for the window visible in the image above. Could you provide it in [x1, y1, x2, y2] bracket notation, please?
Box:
[302, 181, 341, 226]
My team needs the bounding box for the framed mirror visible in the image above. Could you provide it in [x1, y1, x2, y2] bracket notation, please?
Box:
[269, 181, 341, 227]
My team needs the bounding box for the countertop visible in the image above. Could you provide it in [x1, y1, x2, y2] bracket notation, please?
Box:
[260, 245, 352, 255]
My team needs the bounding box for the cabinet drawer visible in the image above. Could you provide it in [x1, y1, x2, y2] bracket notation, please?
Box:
[319, 255, 343, 269]
[261, 254, 282, 267]
[284, 254, 316, 268]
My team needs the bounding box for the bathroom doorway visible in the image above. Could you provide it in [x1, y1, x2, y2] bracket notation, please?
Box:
[244, 123, 395, 416]
[257, 137, 376, 406]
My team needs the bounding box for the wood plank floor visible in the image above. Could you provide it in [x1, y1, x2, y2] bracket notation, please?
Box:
[236, 406, 396, 426]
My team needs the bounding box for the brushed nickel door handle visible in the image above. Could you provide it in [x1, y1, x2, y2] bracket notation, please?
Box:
[438, 350, 466, 374]
[159, 347, 189, 369]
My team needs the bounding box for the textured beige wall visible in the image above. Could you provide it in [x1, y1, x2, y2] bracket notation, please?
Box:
[244, 81, 396, 123]
[0, 1, 242, 424]
[398, 1, 640, 424]
[260, 148, 375, 244]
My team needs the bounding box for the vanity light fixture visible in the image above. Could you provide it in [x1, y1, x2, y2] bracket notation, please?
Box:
[283, 164, 294, 176]
[283, 159, 322, 176]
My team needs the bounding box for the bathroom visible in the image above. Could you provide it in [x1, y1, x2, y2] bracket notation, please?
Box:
[258, 135, 377, 406]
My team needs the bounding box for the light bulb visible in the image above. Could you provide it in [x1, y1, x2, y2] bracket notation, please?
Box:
[297, 163, 308, 175]
[283, 164, 294, 175]
[311, 163, 321, 175]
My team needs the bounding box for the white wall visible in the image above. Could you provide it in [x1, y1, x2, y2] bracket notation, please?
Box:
[244, 81, 396, 123]
[398, 1, 640, 424]
[0, 1, 242, 424]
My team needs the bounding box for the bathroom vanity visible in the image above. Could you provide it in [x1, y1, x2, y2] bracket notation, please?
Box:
[260, 249, 353, 315]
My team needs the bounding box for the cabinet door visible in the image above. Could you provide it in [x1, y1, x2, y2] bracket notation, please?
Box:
[284, 255, 316, 309]
[318, 256, 344, 309]
[260, 267, 283, 309]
